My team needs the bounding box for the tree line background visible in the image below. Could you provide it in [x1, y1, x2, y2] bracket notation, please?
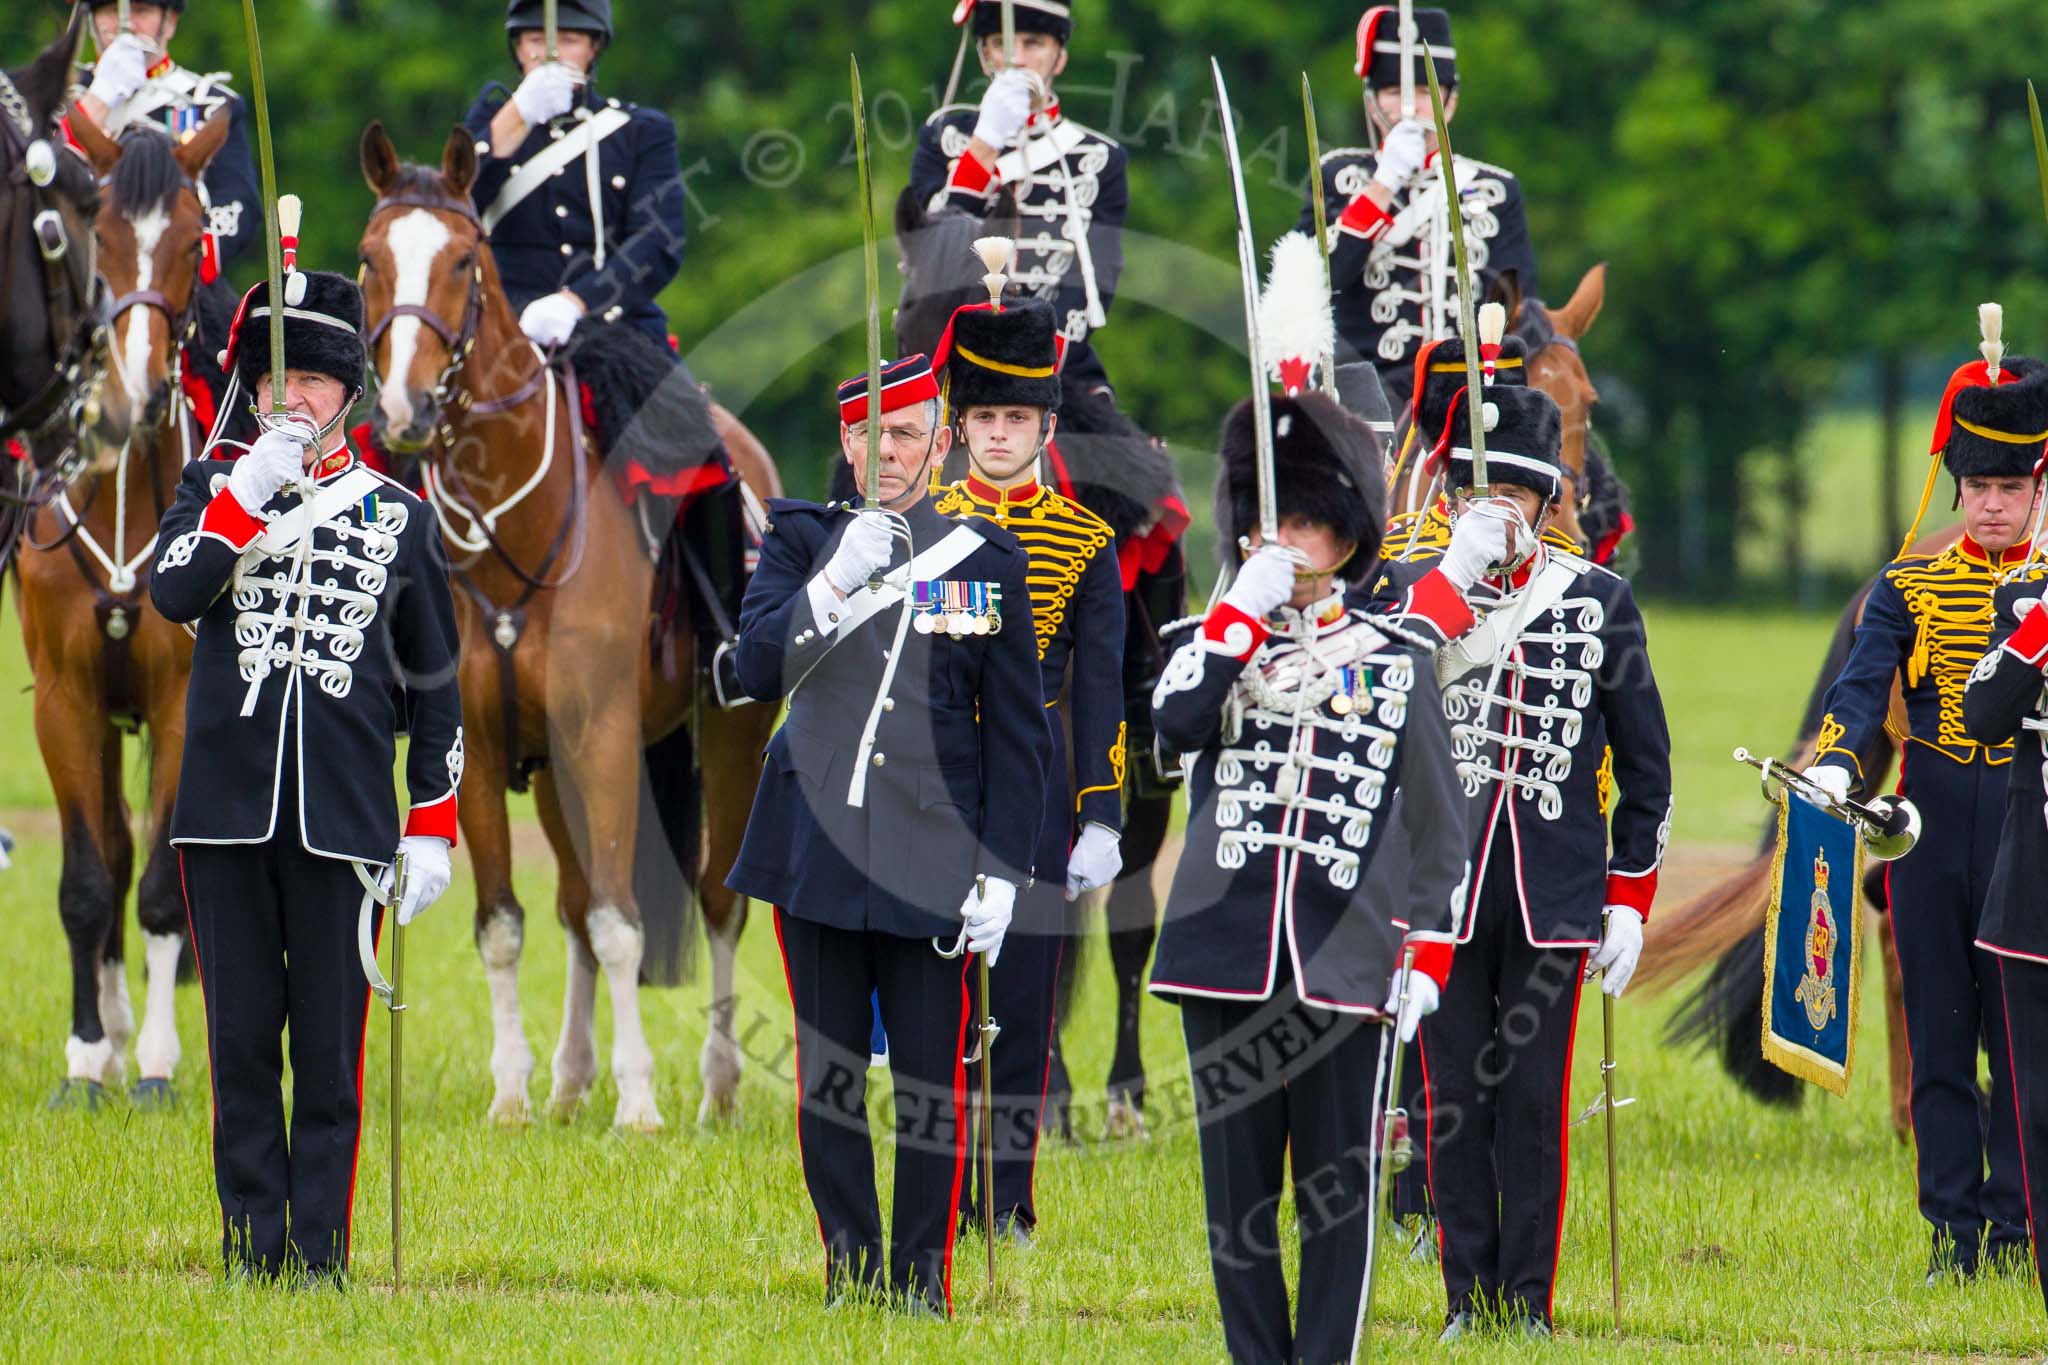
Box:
[15, 0, 2048, 597]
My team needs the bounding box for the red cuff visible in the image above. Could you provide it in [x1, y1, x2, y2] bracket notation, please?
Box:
[1605, 868, 1658, 920]
[404, 791, 459, 847]
[1403, 934, 1455, 993]
[1201, 602, 1268, 661]
[198, 488, 266, 550]
[2007, 602, 2048, 667]
[1403, 569, 1477, 641]
[1337, 193, 1393, 241]
[948, 149, 996, 197]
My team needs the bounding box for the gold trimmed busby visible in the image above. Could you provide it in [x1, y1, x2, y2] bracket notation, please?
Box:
[1935, 356, 2048, 481]
[932, 298, 1063, 414]
[1217, 391, 1387, 577]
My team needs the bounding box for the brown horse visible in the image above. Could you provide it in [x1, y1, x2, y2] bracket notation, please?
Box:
[358, 123, 780, 1130]
[14, 112, 230, 1107]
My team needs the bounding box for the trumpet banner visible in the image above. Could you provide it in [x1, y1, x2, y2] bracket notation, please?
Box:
[1760, 791, 1865, 1096]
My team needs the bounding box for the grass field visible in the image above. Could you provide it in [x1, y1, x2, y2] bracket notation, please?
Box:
[0, 598, 2042, 1361]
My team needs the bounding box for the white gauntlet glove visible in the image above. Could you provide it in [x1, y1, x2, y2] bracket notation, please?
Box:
[1371, 119, 1431, 194]
[88, 34, 152, 111]
[227, 428, 308, 512]
[1441, 499, 1519, 590]
[971, 67, 1038, 151]
[518, 291, 583, 347]
[383, 835, 452, 927]
[959, 876, 1016, 966]
[1384, 969, 1440, 1044]
[1590, 906, 1644, 998]
[823, 510, 896, 595]
[1220, 543, 1304, 620]
[1798, 763, 1853, 810]
[1064, 822, 1122, 902]
[511, 61, 581, 126]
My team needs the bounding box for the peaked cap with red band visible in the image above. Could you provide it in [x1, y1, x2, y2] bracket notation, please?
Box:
[836, 354, 940, 427]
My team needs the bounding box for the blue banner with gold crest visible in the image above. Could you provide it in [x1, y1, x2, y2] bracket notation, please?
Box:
[1761, 793, 1864, 1096]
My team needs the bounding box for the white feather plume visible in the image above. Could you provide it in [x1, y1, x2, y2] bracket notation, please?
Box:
[277, 193, 302, 243]
[1257, 231, 1334, 387]
[1981, 301, 2005, 382]
[974, 235, 1014, 307]
[1478, 301, 1506, 349]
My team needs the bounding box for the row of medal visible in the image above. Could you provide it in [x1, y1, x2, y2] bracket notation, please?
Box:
[1327, 663, 1376, 717]
[912, 579, 1004, 637]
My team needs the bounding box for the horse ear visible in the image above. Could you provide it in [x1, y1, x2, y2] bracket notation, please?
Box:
[1553, 262, 1606, 342]
[361, 120, 402, 197]
[18, 7, 87, 130]
[172, 109, 232, 181]
[441, 125, 478, 199]
[68, 103, 122, 177]
[894, 185, 927, 248]
[1483, 267, 1524, 326]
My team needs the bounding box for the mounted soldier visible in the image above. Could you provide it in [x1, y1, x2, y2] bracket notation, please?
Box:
[929, 274, 1125, 1246]
[65, 0, 259, 271]
[1299, 6, 1538, 412]
[1807, 318, 2044, 1282]
[150, 252, 462, 1283]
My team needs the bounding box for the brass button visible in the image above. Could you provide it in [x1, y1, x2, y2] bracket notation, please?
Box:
[611, 174, 626, 189]
[559, 243, 572, 256]
[871, 753, 886, 768]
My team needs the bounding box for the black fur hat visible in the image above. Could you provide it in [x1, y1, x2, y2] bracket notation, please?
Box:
[1218, 391, 1386, 576]
[958, 0, 1072, 44]
[1446, 386, 1564, 502]
[1413, 333, 1526, 454]
[1943, 356, 2048, 480]
[224, 271, 366, 395]
[1356, 7, 1455, 89]
[936, 300, 1063, 414]
[506, 0, 610, 41]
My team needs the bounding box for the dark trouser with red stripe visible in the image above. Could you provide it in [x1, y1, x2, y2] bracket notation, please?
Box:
[1886, 754, 2027, 1270]
[1999, 956, 2048, 1315]
[1422, 860, 1586, 1326]
[775, 909, 968, 1314]
[960, 877, 1064, 1231]
[180, 840, 378, 1277]
[1181, 973, 1382, 1365]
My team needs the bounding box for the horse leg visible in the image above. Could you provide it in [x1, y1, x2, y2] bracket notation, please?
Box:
[36, 685, 121, 1104]
[96, 734, 135, 1090]
[691, 680, 771, 1125]
[133, 693, 189, 1101]
[466, 730, 536, 1125]
[1102, 790, 1170, 1139]
[534, 769, 600, 1120]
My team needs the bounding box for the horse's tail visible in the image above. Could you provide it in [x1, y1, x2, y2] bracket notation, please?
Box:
[1662, 915, 1803, 1106]
[636, 723, 702, 987]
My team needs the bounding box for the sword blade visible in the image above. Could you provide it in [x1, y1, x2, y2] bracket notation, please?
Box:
[1422, 42, 1485, 491]
[391, 910, 405, 1290]
[238, 0, 285, 414]
[2030, 82, 2048, 233]
[1398, 0, 1415, 124]
[978, 950, 997, 1296]
[1210, 58, 1277, 540]
[1600, 989, 1622, 1334]
[1302, 72, 1337, 398]
[544, 0, 558, 63]
[1358, 946, 1414, 1361]
[851, 55, 882, 507]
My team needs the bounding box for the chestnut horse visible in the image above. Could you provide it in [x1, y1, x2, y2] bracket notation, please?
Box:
[358, 123, 779, 1130]
[15, 114, 230, 1107]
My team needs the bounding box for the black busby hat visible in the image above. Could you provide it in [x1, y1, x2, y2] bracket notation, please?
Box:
[1218, 391, 1387, 577]
[1938, 356, 2048, 481]
[1335, 361, 1393, 432]
[1446, 385, 1563, 502]
[955, 0, 1072, 44]
[1355, 7, 1455, 90]
[934, 298, 1063, 415]
[222, 271, 366, 395]
[506, 0, 611, 42]
[1413, 332, 1526, 456]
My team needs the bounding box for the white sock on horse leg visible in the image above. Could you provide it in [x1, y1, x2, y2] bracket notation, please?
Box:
[589, 905, 662, 1131]
[479, 909, 534, 1120]
[133, 932, 182, 1081]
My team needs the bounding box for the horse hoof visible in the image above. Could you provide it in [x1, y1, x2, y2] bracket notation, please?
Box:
[613, 1096, 665, 1133]
[48, 1079, 107, 1112]
[1102, 1095, 1149, 1142]
[696, 1091, 740, 1127]
[546, 1094, 585, 1124]
[486, 1094, 532, 1127]
[129, 1078, 178, 1110]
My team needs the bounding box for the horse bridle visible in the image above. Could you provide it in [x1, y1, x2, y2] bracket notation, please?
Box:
[364, 193, 492, 420]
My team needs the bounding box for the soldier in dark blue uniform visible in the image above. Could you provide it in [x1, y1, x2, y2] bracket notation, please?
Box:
[150, 263, 463, 1282]
[1298, 7, 1538, 411]
[1375, 384, 1672, 1340]
[928, 288, 1125, 1244]
[910, 0, 1127, 405]
[1964, 570, 2048, 1320]
[67, 0, 259, 270]
[1809, 342, 2048, 1281]
[1150, 389, 1463, 1364]
[725, 355, 1051, 1317]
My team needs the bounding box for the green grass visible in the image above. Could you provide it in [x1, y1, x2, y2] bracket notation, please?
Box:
[0, 599, 2041, 1360]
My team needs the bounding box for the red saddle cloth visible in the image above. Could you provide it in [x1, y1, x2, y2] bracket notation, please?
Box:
[1042, 435, 1190, 592]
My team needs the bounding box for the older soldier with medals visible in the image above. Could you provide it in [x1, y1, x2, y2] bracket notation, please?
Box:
[928, 252, 1126, 1246]
[150, 235, 462, 1283]
[1808, 313, 2046, 1282]
[724, 348, 1051, 1317]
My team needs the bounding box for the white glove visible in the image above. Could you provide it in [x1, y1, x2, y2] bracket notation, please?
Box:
[227, 428, 308, 512]
[518, 291, 583, 348]
[2014, 595, 2044, 623]
[1441, 499, 1520, 590]
[1221, 543, 1305, 620]
[511, 61, 580, 126]
[1371, 119, 1431, 193]
[823, 509, 896, 595]
[383, 834, 453, 927]
[88, 34, 152, 110]
[1799, 763, 1853, 810]
[1385, 968, 1439, 1044]
[971, 67, 1038, 150]
[1064, 822, 1122, 902]
[1590, 906, 1644, 998]
[960, 876, 1015, 966]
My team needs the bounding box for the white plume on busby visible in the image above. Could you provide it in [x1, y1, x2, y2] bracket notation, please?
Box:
[1257, 231, 1335, 398]
[973, 235, 1014, 309]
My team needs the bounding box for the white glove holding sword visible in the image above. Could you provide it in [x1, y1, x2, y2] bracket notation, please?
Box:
[380, 835, 452, 926]
[956, 876, 1015, 966]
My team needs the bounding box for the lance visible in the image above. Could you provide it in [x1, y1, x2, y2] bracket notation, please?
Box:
[1421, 41, 1486, 492]
[1357, 947, 1415, 1359]
[1301, 72, 1338, 399]
[1210, 59, 1277, 542]
[238, 0, 287, 417]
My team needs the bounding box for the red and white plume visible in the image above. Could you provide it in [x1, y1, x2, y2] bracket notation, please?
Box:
[1477, 300, 1506, 381]
[1257, 231, 1334, 396]
[278, 193, 306, 307]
